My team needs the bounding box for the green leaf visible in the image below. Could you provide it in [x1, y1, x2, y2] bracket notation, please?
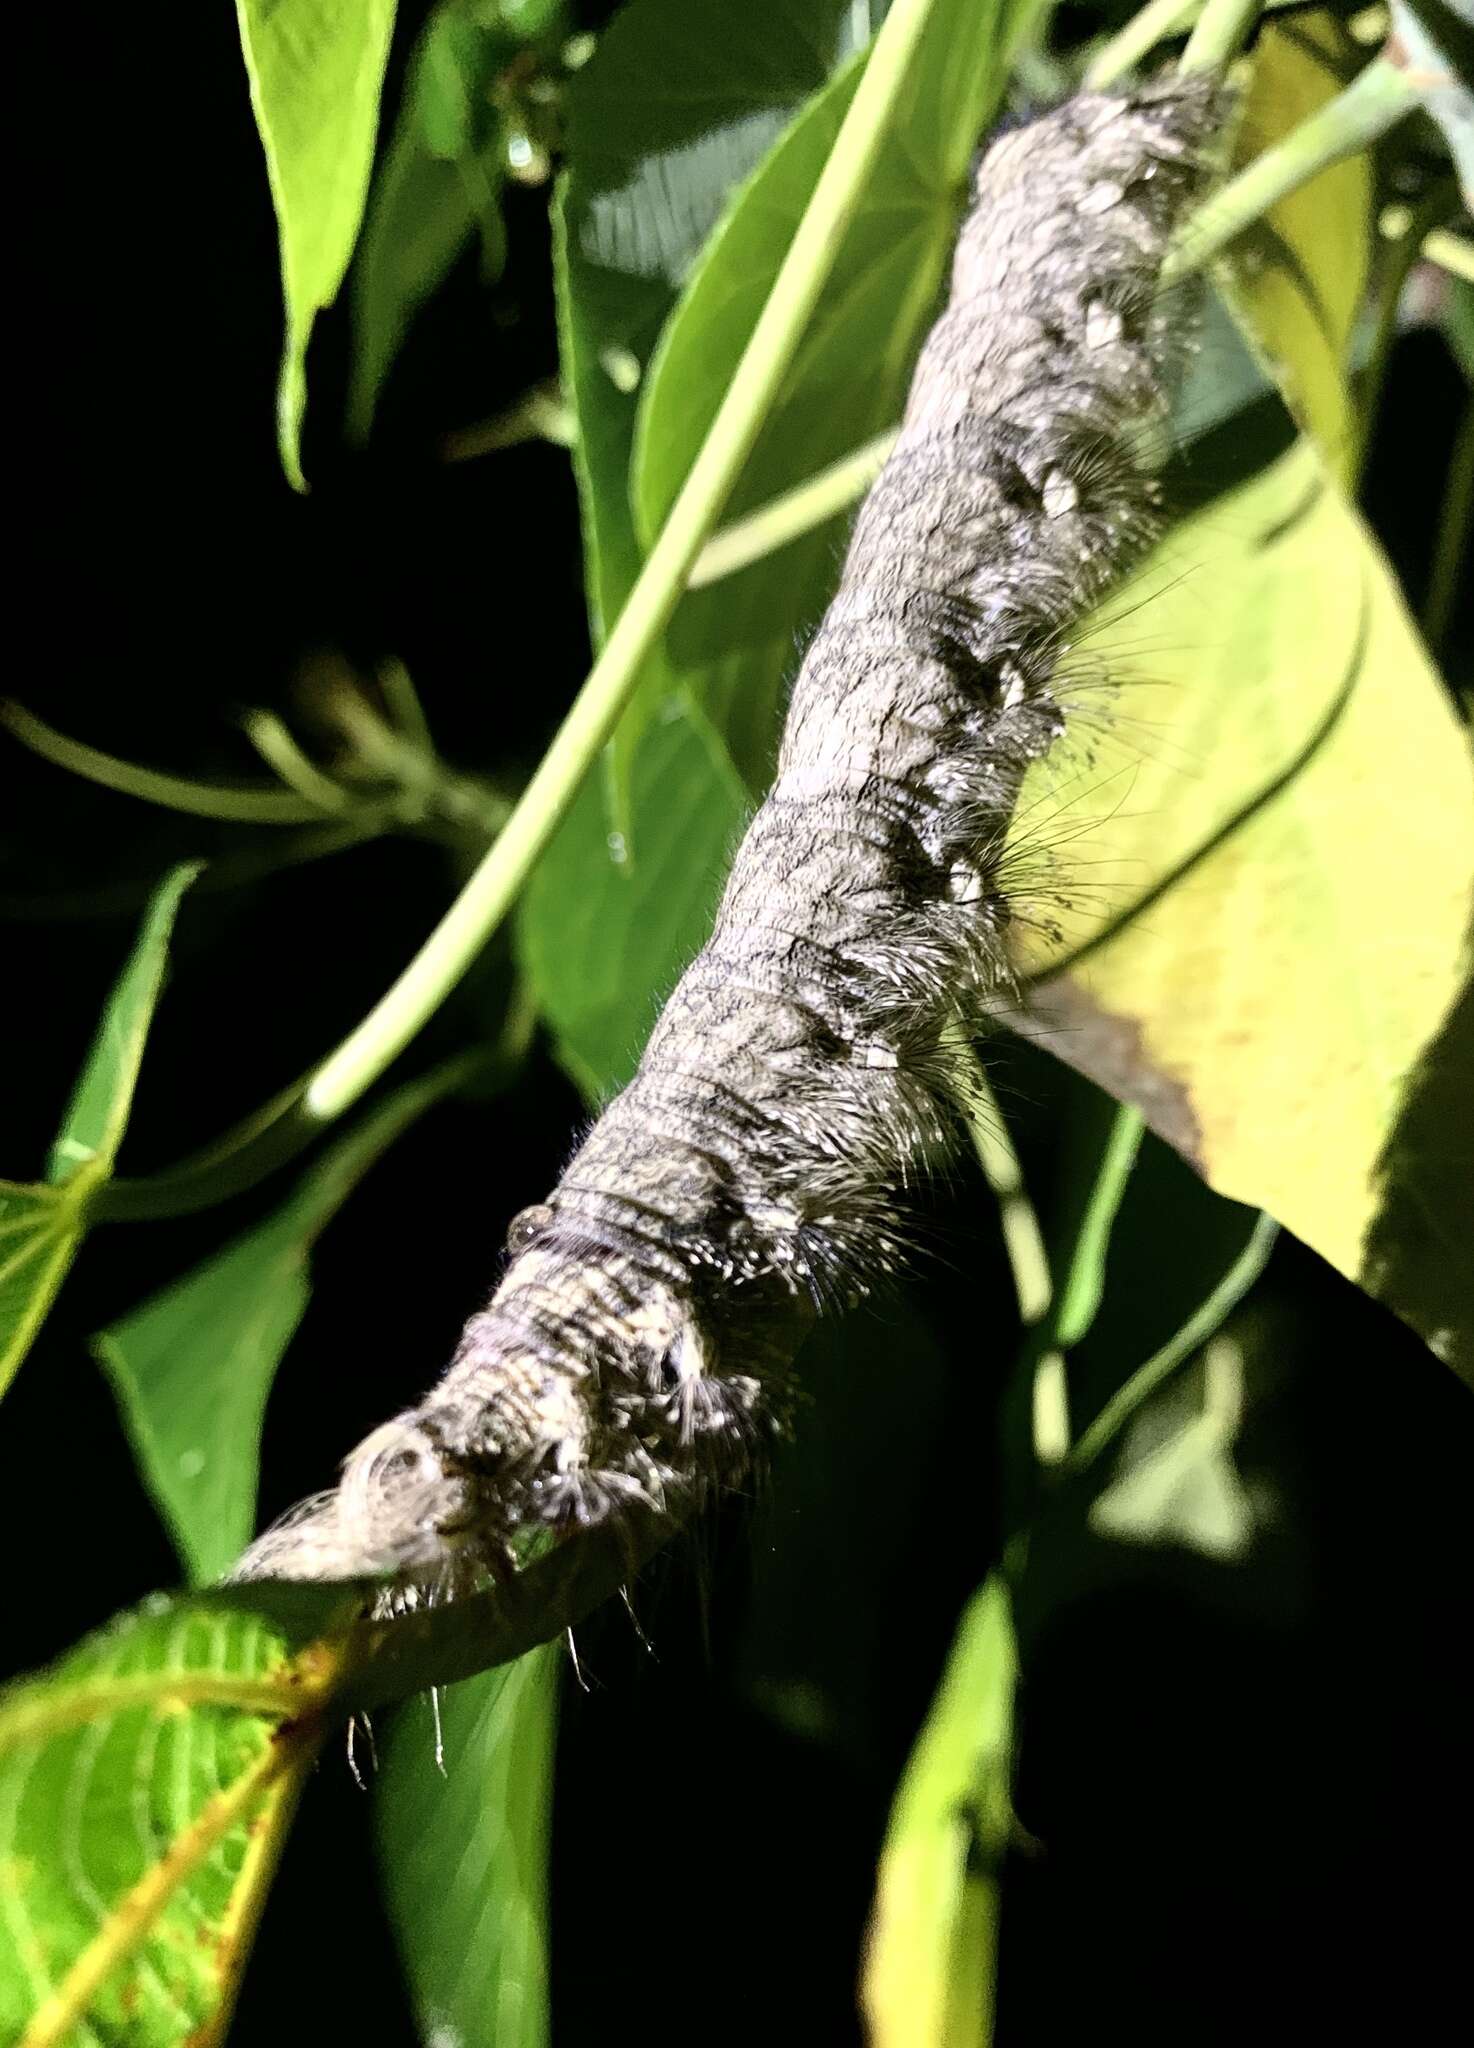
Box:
[556, 0, 870, 644]
[376, 1646, 558, 2048]
[99, 1235, 307, 1586]
[0, 1587, 355, 2048]
[235, 0, 399, 488]
[519, 706, 749, 1100]
[1012, 440, 1474, 1382]
[553, 0, 875, 837]
[47, 867, 200, 1188]
[0, 1188, 80, 1411]
[0, 1509, 673, 2041]
[0, 1513, 674, 2041]
[861, 1576, 1017, 2048]
[93, 1059, 479, 1587]
[1221, 10, 1373, 474]
[0, 865, 197, 1403]
[1088, 1329, 1257, 1561]
[631, 0, 1043, 788]
[347, 4, 512, 443]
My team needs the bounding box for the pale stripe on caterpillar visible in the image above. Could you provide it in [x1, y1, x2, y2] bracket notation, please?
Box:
[236, 73, 1230, 1592]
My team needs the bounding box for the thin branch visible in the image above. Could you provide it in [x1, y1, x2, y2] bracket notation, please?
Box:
[1423, 228, 1474, 284]
[1066, 1209, 1279, 1474]
[1356, 184, 1463, 482]
[1180, 0, 1262, 74]
[1088, 0, 1199, 90]
[950, 1044, 1053, 1329]
[1164, 54, 1421, 283]
[240, 709, 354, 813]
[689, 430, 897, 588]
[1051, 1105, 1146, 1353]
[377, 658, 435, 754]
[1, 702, 327, 825]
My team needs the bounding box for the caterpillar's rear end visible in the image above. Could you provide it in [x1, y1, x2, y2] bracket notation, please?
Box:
[237, 75, 1228, 1593]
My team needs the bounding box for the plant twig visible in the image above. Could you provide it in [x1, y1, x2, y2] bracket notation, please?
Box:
[1027, 1103, 1145, 1467]
[1051, 1105, 1146, 1353]
[1424, 229, 1474, 284]
[1087, 0, 1199, 90]
[241, 709, 354, 813]
[1180, 0, 1262, 74]
[951, 1047, 1053, 1330]
[1, 702, 328, 826]
[1065, 1209, 1278, 1475]
[689, 430, 898, 588]
[95, 998, 534, 1224]
[1164, 54, 1421, 283]
[1425, 394, 1474, 655]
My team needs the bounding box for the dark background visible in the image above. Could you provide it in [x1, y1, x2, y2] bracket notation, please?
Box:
[3, 4, 1470, 2043]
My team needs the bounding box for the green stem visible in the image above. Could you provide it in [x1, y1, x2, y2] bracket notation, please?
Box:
[689, 430, 897, 589]
[378, 658, 435, 754]
[1355, 182, 1461, 485]
[1065, 1209, 1278, 1475]
[241, 710, 353, 813]
[1, 701, 327, 826]
[297, 0, 947, 1127]
[92, 1088, 327, 1222]
[1424, 229, 1474, 285]
[1050, 1105, 1145, 1352]
[1179, 0, 1261, 73]
[1011, 1101, 1145, 1482]
[95, 987, 536, 1223]
[1028, 1102, 1144, 1467]
[441, 380, 574, 461]
[1087, 0, 1198, 90]
[952, 1046, 1053, 1329]
[1087, 0, 1316, 90]
[1163, 55, 1421, 283]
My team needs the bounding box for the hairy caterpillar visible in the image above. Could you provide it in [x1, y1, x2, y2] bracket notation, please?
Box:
[239, 74, 1228, 1591]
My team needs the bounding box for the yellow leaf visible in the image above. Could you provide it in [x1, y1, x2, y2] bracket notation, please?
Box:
[1012, 440, 1474, 1381]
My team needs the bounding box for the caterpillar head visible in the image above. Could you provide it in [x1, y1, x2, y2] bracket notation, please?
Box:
[270, 1220, 760, 1589]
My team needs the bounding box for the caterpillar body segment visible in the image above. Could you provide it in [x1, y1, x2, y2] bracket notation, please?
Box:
[237, 76, 1227, 1591]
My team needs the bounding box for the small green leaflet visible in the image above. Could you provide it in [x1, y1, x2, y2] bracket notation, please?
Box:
[0, 1586, 355, 2048]
[234, 0, 398, 487]
[863, 1576, 1018, 2048]
[348, 2, 515, 442]
[95, 1056, 480, 1585]
[0, 864, 197, 1403]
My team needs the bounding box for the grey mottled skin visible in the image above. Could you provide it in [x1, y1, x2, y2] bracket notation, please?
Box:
[238, 77, 1224, 1588]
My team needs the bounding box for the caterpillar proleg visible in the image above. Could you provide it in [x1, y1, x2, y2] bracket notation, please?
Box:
[238, 74, 1229, 1591]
